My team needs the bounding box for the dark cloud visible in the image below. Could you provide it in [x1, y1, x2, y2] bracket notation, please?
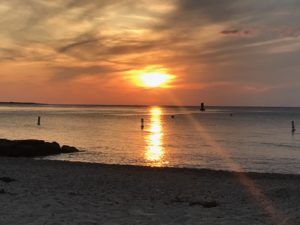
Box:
[50, 64, 127, 82]
[163, 0, 237, 27]
[220, 29, 252, 36]
[221, 29, 240, 35]
[58, 39, 100, 53]
[56, 34, 168, 61]
[0, 48, 22, 61]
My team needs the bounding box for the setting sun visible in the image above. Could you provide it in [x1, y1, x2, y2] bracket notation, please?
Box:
[130, 66, 175, 88]
[140, 72, 172, 88]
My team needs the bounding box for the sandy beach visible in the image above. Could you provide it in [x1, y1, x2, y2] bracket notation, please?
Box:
[1, 158, 300, 225]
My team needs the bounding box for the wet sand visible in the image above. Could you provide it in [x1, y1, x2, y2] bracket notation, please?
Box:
[0, 157, 300, 225]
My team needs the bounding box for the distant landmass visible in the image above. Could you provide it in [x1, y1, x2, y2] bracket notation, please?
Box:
[0, 102, 45, 105]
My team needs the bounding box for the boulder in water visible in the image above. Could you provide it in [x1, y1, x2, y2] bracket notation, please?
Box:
[61, 145, 79, 153]
[0, 139, 79, 157]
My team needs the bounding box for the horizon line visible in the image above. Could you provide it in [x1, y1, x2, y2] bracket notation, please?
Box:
[1, 101, 300, 108]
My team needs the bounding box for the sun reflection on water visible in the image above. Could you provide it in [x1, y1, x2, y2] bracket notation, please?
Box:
[145, 107, 167, 166]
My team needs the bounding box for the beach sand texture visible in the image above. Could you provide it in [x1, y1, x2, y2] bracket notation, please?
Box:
[1, 158, 300, 225]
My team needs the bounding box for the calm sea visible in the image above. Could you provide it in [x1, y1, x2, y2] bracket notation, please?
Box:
[0, 104, 300, 174]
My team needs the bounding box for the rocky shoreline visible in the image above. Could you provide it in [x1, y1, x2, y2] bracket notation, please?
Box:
[0, 139, 79, 157]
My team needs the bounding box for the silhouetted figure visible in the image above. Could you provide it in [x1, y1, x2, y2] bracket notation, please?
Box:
[200, 102, 205, 112]
[230, 113, 233, 117]
[291, 121, 296, 133]
[171, 115, 175, 119]
[37, 116, 41, 126]
[141, 118, 144, 130]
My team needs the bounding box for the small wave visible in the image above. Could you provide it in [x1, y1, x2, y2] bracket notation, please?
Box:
[261, 142, 300, 149]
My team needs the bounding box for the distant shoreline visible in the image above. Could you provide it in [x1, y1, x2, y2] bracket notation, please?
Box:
[0, 102, 300, 108]
[0, 102, 45, 105]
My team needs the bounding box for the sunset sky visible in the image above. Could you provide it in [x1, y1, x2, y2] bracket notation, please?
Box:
[1, 0, 300, 106]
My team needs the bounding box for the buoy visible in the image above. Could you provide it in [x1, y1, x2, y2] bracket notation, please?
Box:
[141, 118, 144, 130]
[200, 102, 205, 112]
[292, 121, 296, 133]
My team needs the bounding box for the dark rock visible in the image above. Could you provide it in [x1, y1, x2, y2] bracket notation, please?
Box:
[272, 188, 289, 197]
[170, 196, 187, 204]
[0, 177, 16, 183]
[0, 139, 79, 157]
[61, 145, 79, 153]
[189, 200, 219, 208]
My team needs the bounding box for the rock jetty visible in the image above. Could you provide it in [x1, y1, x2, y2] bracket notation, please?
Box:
[0, 139, 79, 157]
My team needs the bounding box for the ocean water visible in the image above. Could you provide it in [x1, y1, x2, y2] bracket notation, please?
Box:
[0, 104, 300, 174]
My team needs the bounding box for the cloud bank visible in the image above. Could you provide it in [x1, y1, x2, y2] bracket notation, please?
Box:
[0, 0, 300, 105]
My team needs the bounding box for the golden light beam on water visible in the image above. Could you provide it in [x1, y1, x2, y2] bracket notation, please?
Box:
[161, 90, 291, 225]
[144, 107, 167, 166]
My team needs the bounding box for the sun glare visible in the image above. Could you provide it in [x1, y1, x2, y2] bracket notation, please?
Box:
[140, 72, 172, 88]
[130, 67, 174, 88]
